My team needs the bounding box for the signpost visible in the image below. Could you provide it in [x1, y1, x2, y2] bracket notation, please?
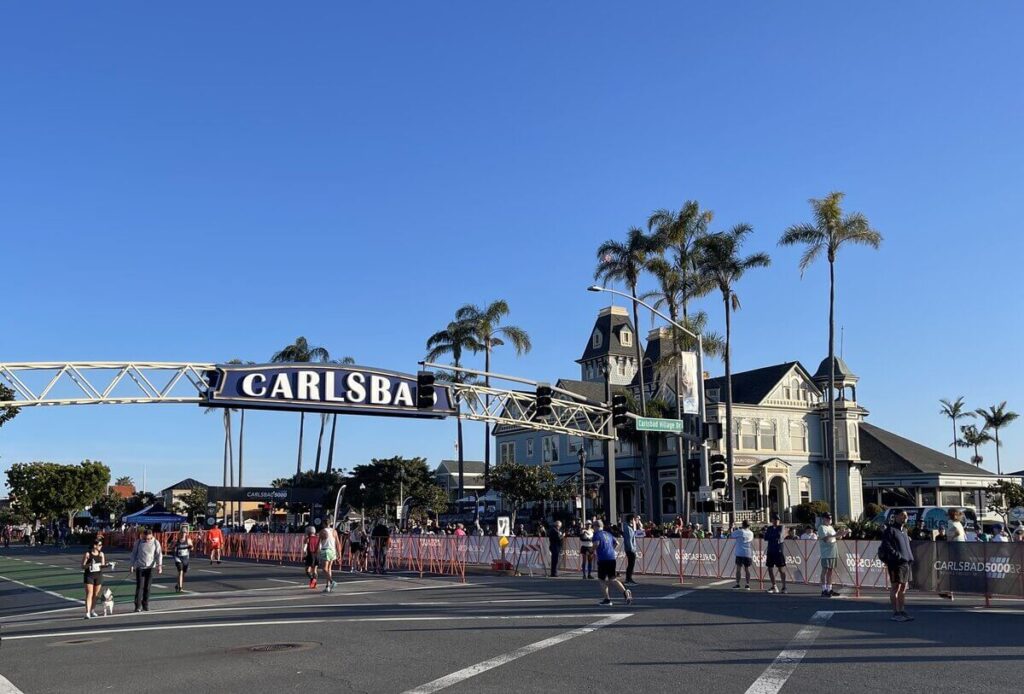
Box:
[698, 485, 712, 501]
[1009, 507, 1024, 523]
[635, 417, 685, 433]
[497, 516, 511, 538]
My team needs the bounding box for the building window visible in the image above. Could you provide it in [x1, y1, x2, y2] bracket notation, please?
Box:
[799, 477, 811, 504]
[661, 483, 677, 516]
[542, 436, 559, 464]
[707, 388, 720, 402]
[940, 490, 961, 507]
[790, 422, 807, 452]
[526, 439, 534, 458]
[739, 420, 757, 450]
[592, 330, 603, 349]
[621, 329, 632, 347]
[568, 436, 584, 455]
[617, 358, 626, 376]
[849, 423, 859, 453]
[499, 442, 515, 464]
[920, 489, 936, 506]
[759, 421, 776, 450]
[834, 423, 847, 455]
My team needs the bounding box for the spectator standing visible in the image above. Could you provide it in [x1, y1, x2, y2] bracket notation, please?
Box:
[731, 520, 754, 590]
[579, 521, 595, 579]
[371, 519, 390, 574]
[990, 524, 1009, 542]
[129, 528, 163, 612]
[454, 523, 467, 537]
[879, 510, 915, 622]
[763, 516, 787, 594]
[81, 537, 106, 619]
[622, 515, 638, 585]
[817, 513, 846, 597]
[548, 520, 564, 577]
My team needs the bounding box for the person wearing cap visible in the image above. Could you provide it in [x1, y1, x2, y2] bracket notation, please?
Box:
[879, 509, 915, 622]
[579, 521, 595, 579]
[129, 527, 163, 612]
[764, 515, 788, 594]
[302, 525, 320, 588]
[816, 512, 847, 597]
[990, 524, 1009, 542]
[730, 520, 755, 590]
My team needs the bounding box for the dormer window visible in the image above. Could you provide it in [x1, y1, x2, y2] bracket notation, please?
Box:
[620, 329, 632, 347]
[592, 330, 603, 349]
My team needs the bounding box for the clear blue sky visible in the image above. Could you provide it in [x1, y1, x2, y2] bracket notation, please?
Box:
[2, 2, 1022, 493]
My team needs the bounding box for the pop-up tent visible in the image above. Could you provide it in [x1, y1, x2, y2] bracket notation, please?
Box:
[121, 504, 188, 528]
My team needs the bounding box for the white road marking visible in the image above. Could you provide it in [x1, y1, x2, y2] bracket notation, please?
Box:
[744, 610, 833, 694]
[266, 578, 304, 585]
[655, 590, 694, 600]
[1, 612, 623, 641]
[0, 673, 26, 694]
[401, 613, 632, 693]
[197, 569, 222, 574]
[0, 573, 85, 605]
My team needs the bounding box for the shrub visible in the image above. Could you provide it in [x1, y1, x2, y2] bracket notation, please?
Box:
[792, 500, 830, 525]
[862, 502, 885, 521]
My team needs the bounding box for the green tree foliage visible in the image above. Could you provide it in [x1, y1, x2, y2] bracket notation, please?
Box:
[177, 487, 209, 522]
[987, 481, 1024, 524]
[123, 491, 158, 515]
[487, 460, 564, 520]
[6, 460, 110, 524]
[270, 470, 344, 511]
[346, 457, 444, 520]
[114, 476, 135, 487]
[90, 491, 127, 524]
[0, 384, 19, 428]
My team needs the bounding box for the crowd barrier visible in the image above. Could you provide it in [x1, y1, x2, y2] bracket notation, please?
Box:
[102, 531, 467, 582]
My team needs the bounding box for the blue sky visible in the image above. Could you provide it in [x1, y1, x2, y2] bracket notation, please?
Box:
[2, 2, 1022, 493]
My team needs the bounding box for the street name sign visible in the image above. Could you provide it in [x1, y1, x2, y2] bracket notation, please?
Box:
[636, 417, 685, 433]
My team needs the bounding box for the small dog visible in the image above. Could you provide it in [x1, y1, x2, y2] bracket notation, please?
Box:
[101, 588, 115, 616]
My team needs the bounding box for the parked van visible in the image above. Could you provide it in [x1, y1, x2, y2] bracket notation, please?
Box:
[872, 507, 978, 533]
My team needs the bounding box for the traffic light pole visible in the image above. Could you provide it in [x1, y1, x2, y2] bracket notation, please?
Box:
[605, 376, 618, 527]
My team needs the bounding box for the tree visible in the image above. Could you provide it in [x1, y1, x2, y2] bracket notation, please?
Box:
[780, 191, 882, 513]
[426, 319, 482, 499]
[318, 357, 355, 474]
[123, 490, 157, 516]
[958, 424, 993, 466]
[346, 457, 440, 521]
[455, 300, 532, 484]
[987, 480, 1024, 525]
[5, 460, 110, 525]
[90, 491, 127, 525]
[974, 402, 1019, 474]
[697, 224, 771, 519]
[271, 337, 331, 477]
[647, 200, 715, 322]
[487, 460, 563, 523]
[114, 476, 135, 487]
[0, 383, 19, 429]
[408, 484, 451, 523]
[939, 397, 975, 461]
[595, 226, 658, 517]
[177, 487, 209, 522]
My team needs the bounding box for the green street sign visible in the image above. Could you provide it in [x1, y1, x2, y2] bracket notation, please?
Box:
[635, 417, 685, 433]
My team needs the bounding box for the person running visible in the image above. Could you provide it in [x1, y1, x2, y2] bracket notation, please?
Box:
[816, 512, 846, 597]
[622, 515, 638, 585]
[731, 520, 754, 590]
[580, 521, 595, 579]
[371, 519, 391, 574]
[764, 515, 788, 594]
[592, 520, 632, 606]
[318, 525, 339, 593]
[129, 528, 163, 612]
[303, 526, 320, 587]
[172, 525, 194, 593]
[81, 537, 106, 619]
[879, 509, 915, 622]
[207, 523, 224, 564]
[348, 523, 367, 573]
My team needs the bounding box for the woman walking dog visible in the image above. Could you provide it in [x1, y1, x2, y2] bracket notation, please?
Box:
[81, 537, 106, 619]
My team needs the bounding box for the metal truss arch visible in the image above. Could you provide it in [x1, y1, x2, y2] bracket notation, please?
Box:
[0, 362, 213, 407]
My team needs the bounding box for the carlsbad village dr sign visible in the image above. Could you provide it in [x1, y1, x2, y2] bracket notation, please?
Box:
[201, 364, 456, 419]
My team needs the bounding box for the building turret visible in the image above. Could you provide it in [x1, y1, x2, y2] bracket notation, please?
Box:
[576, 306, 642, 386]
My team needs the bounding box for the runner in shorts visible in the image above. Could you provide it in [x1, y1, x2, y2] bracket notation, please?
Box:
[207, 523, 224, 564]
[81, 537, 106, 619]
[591, 520, 632, 606]
[579, 521, 595, 579]
[302, 526, 320, 588]
[763, 515, 787, 594]
[172, 525, 194, 593]
[348, 523, 367, 573]
[318, 525, 339, 593]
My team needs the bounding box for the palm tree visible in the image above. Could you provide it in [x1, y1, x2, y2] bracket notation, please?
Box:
[271, 337, 331, 477]
[974, 402, 1019, 474]
[320, 356, 356, 474]
[780, 191, 882, 513]
[647, 200, 715, 322]
[114, 476, 134, 487]
[696, 224, 771, 519]
[426, 319, 482, 498]
[958, 424, 993, 467]
[595, 226, 658, 516]
[939, 397, 975, 461]
[455, 301, 532, 483]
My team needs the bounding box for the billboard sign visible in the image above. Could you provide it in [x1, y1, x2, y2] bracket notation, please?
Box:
[207, 486, 328, 503]
[202, 364, 456, 418]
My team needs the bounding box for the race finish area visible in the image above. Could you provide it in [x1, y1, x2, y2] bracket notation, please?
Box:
[2, 546, 1023, 694]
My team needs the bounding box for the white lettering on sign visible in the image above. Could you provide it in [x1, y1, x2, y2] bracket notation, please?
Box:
[346, 372, 366, 403]
[269, 373, 294, 399]
[324, 371, 345, 402]
[393, 381, 414, 407]
[241, 373, 267, 397]
[370, 375, 391, 405]
[296, 370, 320, 400]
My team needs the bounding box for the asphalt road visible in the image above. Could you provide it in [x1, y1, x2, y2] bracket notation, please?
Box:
[1, 545, 1022, 694]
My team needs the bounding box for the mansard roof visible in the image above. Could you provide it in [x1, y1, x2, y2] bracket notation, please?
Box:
[577, 306, 644, 363]
[704, 362, 817, 405]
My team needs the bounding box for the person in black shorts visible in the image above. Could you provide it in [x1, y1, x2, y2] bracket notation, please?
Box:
[591, 520, 632, 606]
[81, 538, 106, 619]
[172, 525, 194, 593]
[302, 526, 320, 588]
[763, 515, 788, 594]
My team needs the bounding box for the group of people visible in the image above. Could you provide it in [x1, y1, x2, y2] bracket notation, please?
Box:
[301, 520, 393, 591]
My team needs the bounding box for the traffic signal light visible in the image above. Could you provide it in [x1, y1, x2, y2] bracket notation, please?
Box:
[709, 454, 727, 491]
[685, 457, 701, 492]
[611, 394, 628, 427]
[416, 371, 435, 409]
[533, 384, 553, 419]
[702, 421, 722, 441]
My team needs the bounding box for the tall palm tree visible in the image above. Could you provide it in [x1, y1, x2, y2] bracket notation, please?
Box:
[271, 337, 331, 477]
[426, 319, 482, 498]
[320, 356, 356, 474]
[780, 191, 882, 513]
[595, 227, 658, 516]
[647, 200, 714, 322]
[455, 301, 532, 483]
[696, 224, 771, 519]
[974, 402, 1019, 474]
[958, 424, 993, 467]
[939, 397, 975, 461]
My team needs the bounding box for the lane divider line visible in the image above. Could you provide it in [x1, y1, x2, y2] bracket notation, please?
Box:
[0, 573, 84, 605]
[744, 610, 833, 694]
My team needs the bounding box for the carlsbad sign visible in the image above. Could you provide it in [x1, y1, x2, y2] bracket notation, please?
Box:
[202, 364, 456, 419]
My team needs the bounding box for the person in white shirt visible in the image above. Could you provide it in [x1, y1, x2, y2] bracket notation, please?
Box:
[817, 513, 847, 597]
[946, 509, 966, 542]
[990, 524, 1009, 542]
[731, 520, 755, 590]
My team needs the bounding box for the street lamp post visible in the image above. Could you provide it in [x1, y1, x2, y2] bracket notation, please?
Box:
[359, 483, 366, 530]
[587, 285, 710, 524]
[578, 447, 587, 527]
